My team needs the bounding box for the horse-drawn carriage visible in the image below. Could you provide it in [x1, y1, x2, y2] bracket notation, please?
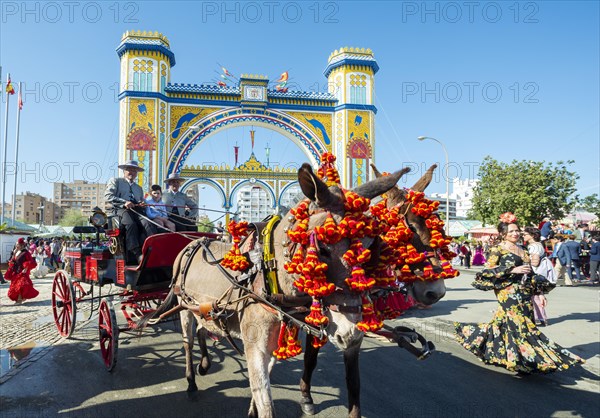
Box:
[51, 212, 216, 371]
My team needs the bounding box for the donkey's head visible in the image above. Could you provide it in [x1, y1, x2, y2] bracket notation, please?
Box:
[287, 163, 409, 350]
[371, 164, 447, 305]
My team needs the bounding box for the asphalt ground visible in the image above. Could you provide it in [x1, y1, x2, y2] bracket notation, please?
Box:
[0, 268, 598, 417]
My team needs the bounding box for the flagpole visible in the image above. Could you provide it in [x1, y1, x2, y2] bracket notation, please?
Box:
[11, 82, 22, 227]
[1, 73, 10, 225]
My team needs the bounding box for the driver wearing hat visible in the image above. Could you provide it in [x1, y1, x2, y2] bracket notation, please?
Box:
[105, 160, 156, 263]
[163, 173, 199, 232]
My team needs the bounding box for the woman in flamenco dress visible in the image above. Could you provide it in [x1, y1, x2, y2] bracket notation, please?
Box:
[6, 238, 39, 303]
[454, 213, 584, 374]
[472, 243, 486, 266]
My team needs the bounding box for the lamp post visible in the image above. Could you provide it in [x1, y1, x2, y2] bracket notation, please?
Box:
[417, 136, 450, 235]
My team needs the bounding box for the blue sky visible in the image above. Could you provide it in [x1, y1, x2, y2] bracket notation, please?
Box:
[0, 1, 598, 217]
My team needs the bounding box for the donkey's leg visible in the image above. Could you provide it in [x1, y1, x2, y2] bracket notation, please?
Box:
[344, 343, 361, 418]
[181, 310, 197, 392]
[300, 337, 320, 415]
[196, 327, 211, 376]
[242, 315, 278, 418]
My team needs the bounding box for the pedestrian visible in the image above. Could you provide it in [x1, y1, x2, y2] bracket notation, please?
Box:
[558, 234, 583, 282]
[589, 235, 600, 284]
[0, 253, 6, 284]
[552, 235, 571, 286]
[523, 227, 555, 326]
[454, 212, 584, 374]
[6, 238, 39, 304]
[50, 238, 61, 272]
[460, 243, 472, 268]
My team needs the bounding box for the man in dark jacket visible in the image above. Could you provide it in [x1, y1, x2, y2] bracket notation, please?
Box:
[589, 236, 600, 283]
[558, 235, 582, 282]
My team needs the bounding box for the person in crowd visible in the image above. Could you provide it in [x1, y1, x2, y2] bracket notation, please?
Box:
[589, 235, 600, 284]
[472, 242, 486, 266]
[558, 234, 583, 282]
[460, 242, 472, 268]
[551, 235, 571, 286]
[540, 218, 553, 242]
[0, 253, 6, 284]
[50, 238, 61, 272]
[145, 185, 176, 232]
[523, 227, 555, 326]
[163, 173, 199, 232]
[6, 238, 39, 304]
[105, 160, 156, 264]
[454, 212, 584, 374]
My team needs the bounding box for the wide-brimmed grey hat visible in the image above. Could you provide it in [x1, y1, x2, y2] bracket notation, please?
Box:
[118, 160, 145, 172]
[164, 173, 186, 184]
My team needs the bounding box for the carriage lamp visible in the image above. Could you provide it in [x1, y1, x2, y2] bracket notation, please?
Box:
[90, 207, 107, 228]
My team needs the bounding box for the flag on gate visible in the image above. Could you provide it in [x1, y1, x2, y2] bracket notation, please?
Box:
[6, 75, 15, 95]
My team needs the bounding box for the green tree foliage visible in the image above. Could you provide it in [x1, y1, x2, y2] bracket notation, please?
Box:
[59, 209, 89, 226]
[577, 194, 600, 220]
[197, 214, 214, 233]
[469, 157, 579, 226]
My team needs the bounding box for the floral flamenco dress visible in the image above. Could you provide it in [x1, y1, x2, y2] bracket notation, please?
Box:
[454, 246, 584, 374]
[6, 249, 39, 302]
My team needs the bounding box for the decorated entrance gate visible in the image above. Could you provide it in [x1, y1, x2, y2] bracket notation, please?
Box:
[116, 30, 380, 209]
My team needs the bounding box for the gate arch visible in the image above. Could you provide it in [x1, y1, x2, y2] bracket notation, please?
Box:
[168, 108, 323, 175]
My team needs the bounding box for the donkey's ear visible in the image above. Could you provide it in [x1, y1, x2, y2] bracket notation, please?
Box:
[370, 163, 404, 204]
[353, 167, 411, 199]
[371, 163, 383, 178]
[298, 163, 339, 207]
[412, 164, 438, 192]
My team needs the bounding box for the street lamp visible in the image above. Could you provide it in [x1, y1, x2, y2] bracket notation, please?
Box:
[417, 136, 450, 235]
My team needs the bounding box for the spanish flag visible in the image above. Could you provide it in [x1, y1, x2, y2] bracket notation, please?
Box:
[5, 75, 15, 95]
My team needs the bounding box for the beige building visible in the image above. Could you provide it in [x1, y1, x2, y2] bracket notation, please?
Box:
[10, 192, 60, 225]
[53, 180, 108, 219]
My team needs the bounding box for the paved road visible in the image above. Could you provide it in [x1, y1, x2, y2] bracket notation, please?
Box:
[0, 269, 598, 417]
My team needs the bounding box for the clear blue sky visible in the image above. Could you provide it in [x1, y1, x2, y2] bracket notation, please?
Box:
[1, 1, 598, 217]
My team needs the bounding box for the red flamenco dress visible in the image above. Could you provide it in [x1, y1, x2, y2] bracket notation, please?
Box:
[6, 249, 39, 302]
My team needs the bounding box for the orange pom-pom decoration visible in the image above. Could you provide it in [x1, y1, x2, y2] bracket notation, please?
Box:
[314, 214, 342, 244]
[288, 218, 309, 245]
[312, 335, 328, 348]
[273, 323, 303, 360]
[356, 296, 383, 332]
[305, 301, 329, 326]
[345, 266, 375, 292]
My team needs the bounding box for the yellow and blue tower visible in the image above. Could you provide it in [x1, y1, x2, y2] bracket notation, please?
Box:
[116, 30, 175, 191]
[326, 48, 379, 186]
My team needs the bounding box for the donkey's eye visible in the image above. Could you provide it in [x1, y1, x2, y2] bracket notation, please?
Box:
[319, 245, 331, 258]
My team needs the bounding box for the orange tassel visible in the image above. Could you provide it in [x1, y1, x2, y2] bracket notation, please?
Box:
[305, 300, 329, 326]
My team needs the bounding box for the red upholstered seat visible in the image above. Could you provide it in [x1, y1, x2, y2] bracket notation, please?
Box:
[133, 232, 218, 270]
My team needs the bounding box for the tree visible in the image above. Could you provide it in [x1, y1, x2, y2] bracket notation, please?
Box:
[197, 214, 214, 233]
[577, 194, 600, 221]
[469, 157, 579, 226]
[59, 209, 88, 227]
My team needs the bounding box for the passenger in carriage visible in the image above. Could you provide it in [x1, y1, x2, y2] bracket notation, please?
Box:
[105, 160, 157, 264]
[145, 185, 176, 232]
[162, 173, 199, 232]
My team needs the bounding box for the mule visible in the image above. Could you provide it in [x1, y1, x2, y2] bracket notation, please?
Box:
[141, 163, 409, 418]
[299, 164, 448, 418]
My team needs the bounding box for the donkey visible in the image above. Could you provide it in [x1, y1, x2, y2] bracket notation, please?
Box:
[141, 163, 409, 418]
[299, 164, 448, 418]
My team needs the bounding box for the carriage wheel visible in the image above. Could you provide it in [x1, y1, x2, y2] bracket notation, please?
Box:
[52, 270, 77, 338]
[108, 236, 121, 255]
[99, 299, 119, 371]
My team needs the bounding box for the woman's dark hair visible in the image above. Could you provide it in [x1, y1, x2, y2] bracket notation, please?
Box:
[150, 184, 162, 193]
[523, 227, 541, 242]
[497, 221, 520, 237]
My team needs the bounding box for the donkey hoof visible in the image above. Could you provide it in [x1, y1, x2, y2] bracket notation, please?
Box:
[300, 397, 315, 415]
[197, 358, 211, 376]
